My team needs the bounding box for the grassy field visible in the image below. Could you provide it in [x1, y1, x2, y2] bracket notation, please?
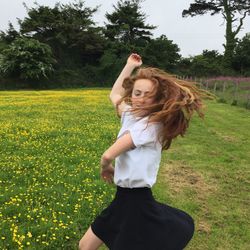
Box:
[0, 89, 249, 250]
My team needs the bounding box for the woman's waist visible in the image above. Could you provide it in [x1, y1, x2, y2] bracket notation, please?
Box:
[115, 185, 154, 200]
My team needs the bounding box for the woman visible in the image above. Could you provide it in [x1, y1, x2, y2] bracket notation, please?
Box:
[79, 53, 214, 250]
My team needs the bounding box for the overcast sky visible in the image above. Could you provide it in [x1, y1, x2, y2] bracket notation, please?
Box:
[0, 0, 249, 57]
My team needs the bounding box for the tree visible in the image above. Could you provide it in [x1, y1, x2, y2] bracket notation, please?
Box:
[104, 0, 156, 46]
[97, 48, 129, 85]
[188, 50, 224, 77]
[182, 0, 250, 68]
[176, 57, 193, 77]
[142, 35, 181, 71]
[233, 32, 250, 75]
[19, 1, 105, 67]
[0, 37, 55, 80]
[0, 22, 20, 44]
[98, 0, 157, 84]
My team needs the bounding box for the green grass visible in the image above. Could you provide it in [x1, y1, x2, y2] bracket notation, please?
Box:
[0, 89, 249, 250]
[155, 101, 249, 250]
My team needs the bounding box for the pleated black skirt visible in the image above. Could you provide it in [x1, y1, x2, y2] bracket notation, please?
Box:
[91, 186, 195, 250]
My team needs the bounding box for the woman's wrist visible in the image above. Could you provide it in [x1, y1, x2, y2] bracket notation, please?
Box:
[101, 164, 109, 170]
[100, 155, 112, 170]
[126, 53, 142, 69]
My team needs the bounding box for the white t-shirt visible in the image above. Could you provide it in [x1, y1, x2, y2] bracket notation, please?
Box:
[114, 104, 163, 188]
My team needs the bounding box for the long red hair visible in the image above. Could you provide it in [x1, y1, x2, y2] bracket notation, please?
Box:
[116, 67, 216, 150]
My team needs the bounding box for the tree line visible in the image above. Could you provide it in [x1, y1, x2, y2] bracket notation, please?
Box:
[0, 0, 249, 89]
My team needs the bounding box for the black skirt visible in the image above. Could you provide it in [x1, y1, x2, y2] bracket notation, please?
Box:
[91, 186, 195, 250]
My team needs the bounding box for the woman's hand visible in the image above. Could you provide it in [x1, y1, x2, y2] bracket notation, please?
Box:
[100, 164, 114, 184]
[126, 53, 142, 68]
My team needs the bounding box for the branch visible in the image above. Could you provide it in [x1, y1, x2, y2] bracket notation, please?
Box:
[234, 10, 248, 36]
[231, 10, 236, 20]
[182, 2, 221, 17]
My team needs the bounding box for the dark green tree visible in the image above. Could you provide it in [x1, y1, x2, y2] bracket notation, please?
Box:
[19, 1, 105, 67]
[97, 48, 128, 85]
[99, 0, 157, 84]
[188, 50, 224, 77]
[182, 0, 250, 68]
[0, 37, 55, 80]
[176, 57, 192, 77]
[142, 35, 181, 71]
[233, 32, 250, 75]
[0, 22, 20, 44]
[104, 0, 156, 46]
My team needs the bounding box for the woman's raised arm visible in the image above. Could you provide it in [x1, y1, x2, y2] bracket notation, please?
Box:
[109, 53, 142, 105]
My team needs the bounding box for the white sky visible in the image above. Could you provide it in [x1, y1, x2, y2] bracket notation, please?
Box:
[0, 0, 249, 57]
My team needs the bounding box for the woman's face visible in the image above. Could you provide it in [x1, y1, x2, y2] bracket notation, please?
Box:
[131, 79, 155, 109]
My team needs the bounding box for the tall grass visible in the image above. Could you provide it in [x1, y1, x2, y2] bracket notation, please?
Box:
[202, 77, 250, 109]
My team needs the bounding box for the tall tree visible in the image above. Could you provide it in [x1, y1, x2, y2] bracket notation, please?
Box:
[182, 0, 250, 68]
[19, 1, 104, 67]
[98, 0, 157, 84]
[104, 0, 156, 46]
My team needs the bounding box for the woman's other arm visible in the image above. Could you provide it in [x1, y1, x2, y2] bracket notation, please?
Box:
[100, 132, 135, 184]
[100, 132, 135, 169]
[109, 53, 142, 107]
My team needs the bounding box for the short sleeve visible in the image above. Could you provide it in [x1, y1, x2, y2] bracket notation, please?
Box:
[128, 119, 160, 147]
[121, 104, 132, 125]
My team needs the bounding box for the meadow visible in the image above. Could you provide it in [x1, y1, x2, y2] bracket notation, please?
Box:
[0, 89, 249, 250]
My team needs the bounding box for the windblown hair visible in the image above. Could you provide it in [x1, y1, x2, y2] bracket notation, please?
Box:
[116, 67, 216, 150]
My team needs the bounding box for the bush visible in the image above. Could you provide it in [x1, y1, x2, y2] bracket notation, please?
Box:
[0, 37, 55, 81]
